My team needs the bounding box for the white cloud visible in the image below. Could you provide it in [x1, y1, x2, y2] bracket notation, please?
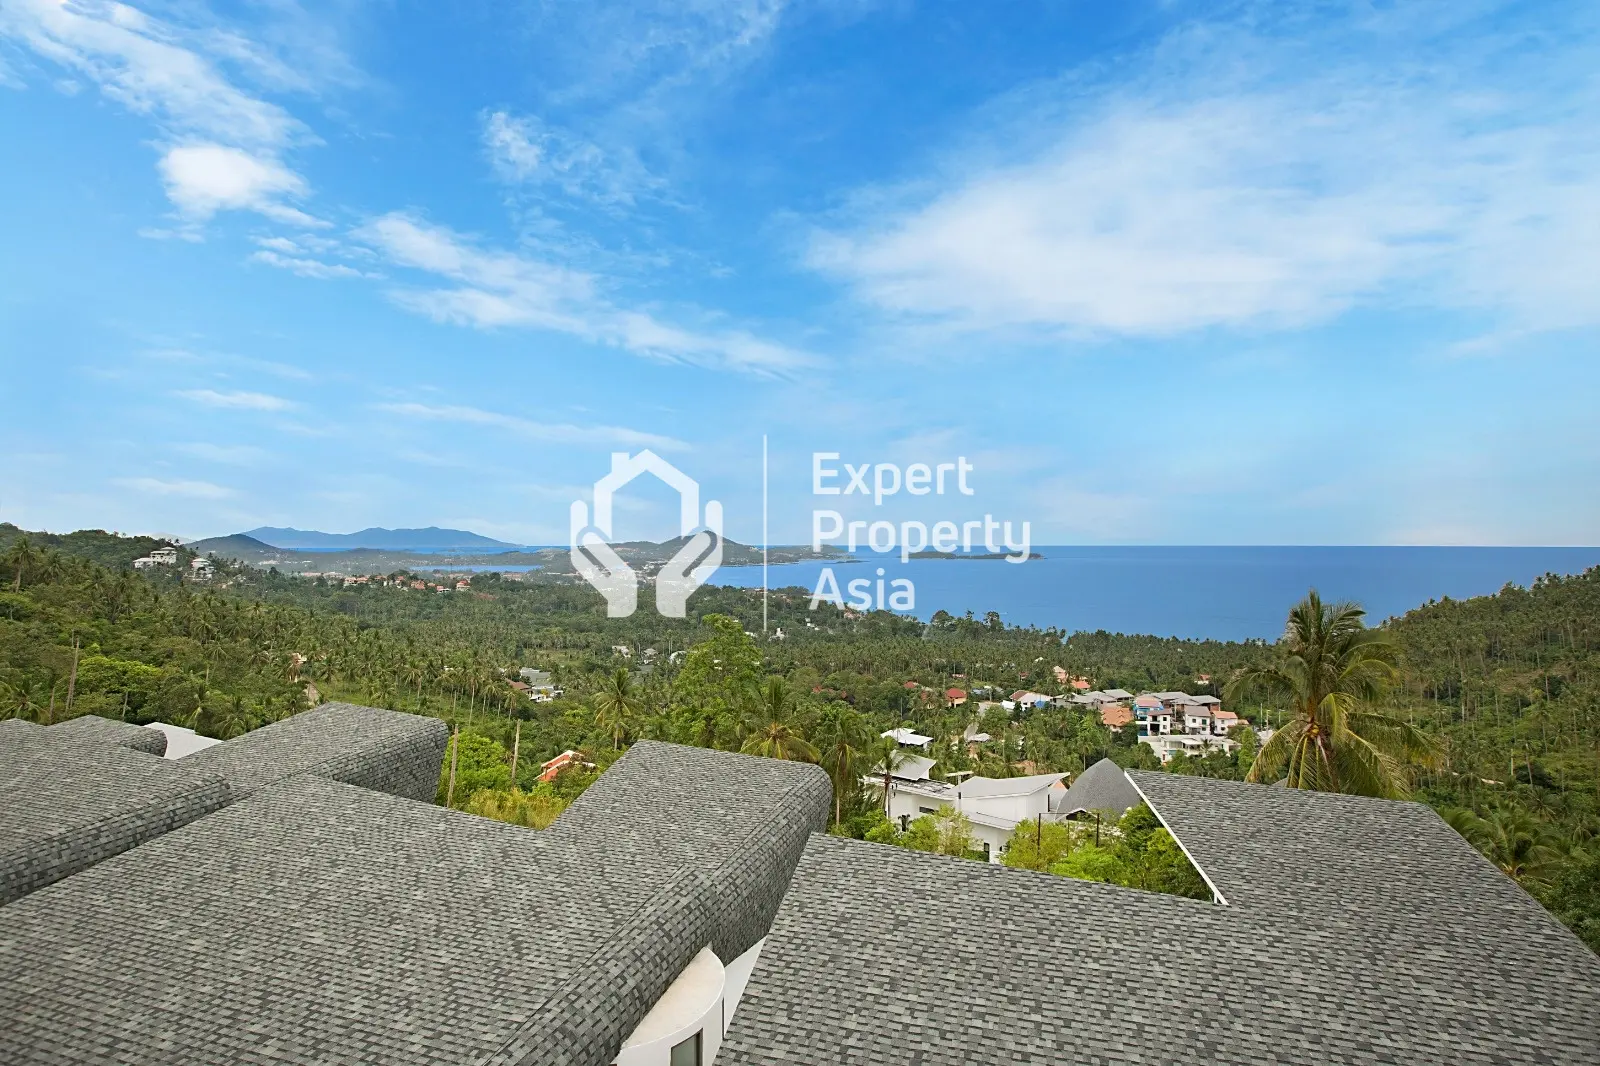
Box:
[249, 249, 370, 279]
[376, 402, 689, 452]
[481, 108, 652, 205]
[114, 476, 233, 499]
[0, 0, 322, 226]
[174, 442, 269, 465]
[160, 143, 322, 226]
[484, 110, 544, 182]
[356, 212, 811, 375]
[176, 388, 293, 411]
[810, 5, 1600, 338]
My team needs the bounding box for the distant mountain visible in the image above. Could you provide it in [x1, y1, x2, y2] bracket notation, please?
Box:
[243, 526, 521, 552]
[188, 534, 282, 562]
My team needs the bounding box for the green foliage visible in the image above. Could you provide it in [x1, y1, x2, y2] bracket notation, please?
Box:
[1228, 590, 1435, 797]
[1003, 819, 1080, 872]
[1006, 804, 1212, 901]
[463, 785, 569, 829]
[1050, 844, 1122, 882]
[5, 523, 1598, 946]
[869, 807, 978, 858]
[439, 731, 512, 805]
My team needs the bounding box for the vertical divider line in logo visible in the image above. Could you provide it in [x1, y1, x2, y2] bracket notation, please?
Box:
[762, 434, 769, 635]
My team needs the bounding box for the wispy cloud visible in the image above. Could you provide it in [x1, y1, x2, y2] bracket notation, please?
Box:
[482, 108, 656, 206]
[0, 0, 330, 229]
[174, 442, 270, 465]
[176, 388, 293, 411]
[249, 248, 371, 279]
[356, 212, 812, 375]
[809, 3, 1600, 339]
[114, 476, 233, 499]
[376, 401, 689, 451]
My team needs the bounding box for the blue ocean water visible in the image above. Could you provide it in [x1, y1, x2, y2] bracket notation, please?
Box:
[708, 546, 1600, 642]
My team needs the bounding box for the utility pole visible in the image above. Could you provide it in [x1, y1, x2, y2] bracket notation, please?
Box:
[509, 720, 521, 790]
[65, 635, 80, 715]
[446, 724, 461, 808]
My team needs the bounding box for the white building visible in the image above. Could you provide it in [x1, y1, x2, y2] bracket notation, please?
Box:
[881, 728, 932, 751]
[881, 768, 1066, 863]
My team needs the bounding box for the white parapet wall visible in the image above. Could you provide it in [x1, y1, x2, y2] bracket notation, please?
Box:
[614, 939, 767, 1066]
[142, 723, 223, 760]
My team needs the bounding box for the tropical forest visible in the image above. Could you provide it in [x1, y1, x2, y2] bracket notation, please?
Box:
[1, 521, 1596, 951]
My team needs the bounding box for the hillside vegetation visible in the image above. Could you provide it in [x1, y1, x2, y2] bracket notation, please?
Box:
[1, 524, 1595, 950]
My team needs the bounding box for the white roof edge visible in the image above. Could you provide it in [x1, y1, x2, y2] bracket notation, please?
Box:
[1123, 773, 1230, 907]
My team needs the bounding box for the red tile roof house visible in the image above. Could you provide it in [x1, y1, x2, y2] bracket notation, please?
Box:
[538, 749, 591, 783]
[1099, 704, 1134, 729]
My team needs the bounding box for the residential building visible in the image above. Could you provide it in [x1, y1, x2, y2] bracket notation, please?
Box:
[1098, 703, 1133, 729]
[3, 711, 828, 1066]
[132, 546, 179, 570]
[881, 727, 932, 751]
[880, 761, 1066, 863]
[537, 748, 591, 782]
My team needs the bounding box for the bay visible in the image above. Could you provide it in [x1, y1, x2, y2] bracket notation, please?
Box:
[707, 546, 1600, 641]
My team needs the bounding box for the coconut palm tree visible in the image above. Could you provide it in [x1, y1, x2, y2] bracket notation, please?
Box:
[4, 536, 40, 593]
[813, 701, 871, 825]
[593, 666, 643, 750]
[739, 677, 819, 762]
[868, 733, 915, 814]
[1227, 590, 1435, 797]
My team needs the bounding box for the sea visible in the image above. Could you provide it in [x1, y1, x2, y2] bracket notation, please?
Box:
[706, 546, 1600, 642]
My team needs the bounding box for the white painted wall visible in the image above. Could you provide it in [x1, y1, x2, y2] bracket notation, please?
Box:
[720, 938, 764, 1030]
[145, 723, 222, 760]
[615, 946, 725, 1066]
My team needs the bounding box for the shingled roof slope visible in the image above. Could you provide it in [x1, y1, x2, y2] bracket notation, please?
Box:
[1053, 756, 1142, 817]
[179, 700, 449, 801]
[1, 719, 230, 905]
[0, 738, 831, 1066]
[722, 776, 1600, 1066]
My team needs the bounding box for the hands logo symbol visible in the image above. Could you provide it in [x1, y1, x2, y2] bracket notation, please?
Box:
[570, 450, 723, 617]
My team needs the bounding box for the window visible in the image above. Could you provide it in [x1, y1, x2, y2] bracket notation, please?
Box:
[670, 1031, 702, 1066]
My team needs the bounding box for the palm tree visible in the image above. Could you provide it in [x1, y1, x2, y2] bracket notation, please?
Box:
[5, 536, 40, 593]
[813, 702, 871, 825]
[739, 678, 819, 762]
[1477, 807, 1563, 883]
[868, 733, 915, 814]
[593, 667, 643, 750]
[1226, 590, 1435, 797]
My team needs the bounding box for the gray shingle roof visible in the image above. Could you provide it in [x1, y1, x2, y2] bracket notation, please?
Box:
[1, 718, 230, 906]
[178, 700, 450, 801]
[47, 713, 170, 755]
[0, 733, 831, 1066]
[1052, 756, 1142, 817]
[722, 775, 1600, 1066]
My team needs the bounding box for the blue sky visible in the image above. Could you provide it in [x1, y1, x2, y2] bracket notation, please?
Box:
[1, 0, 1596, 547]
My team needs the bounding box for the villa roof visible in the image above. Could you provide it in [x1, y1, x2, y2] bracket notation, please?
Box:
[721, 774, 1600, 1066]
[882, 727, 932, 747]
[954, 772, 1065, 799]
[1, 718, 831, 1066]
[1053, 757, 1143, 818]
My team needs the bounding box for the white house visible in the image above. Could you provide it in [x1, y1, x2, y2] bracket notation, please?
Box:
[882, 728, 933, 751]
[881, 767, 1066, 863]
[133, 546, 179, 570]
